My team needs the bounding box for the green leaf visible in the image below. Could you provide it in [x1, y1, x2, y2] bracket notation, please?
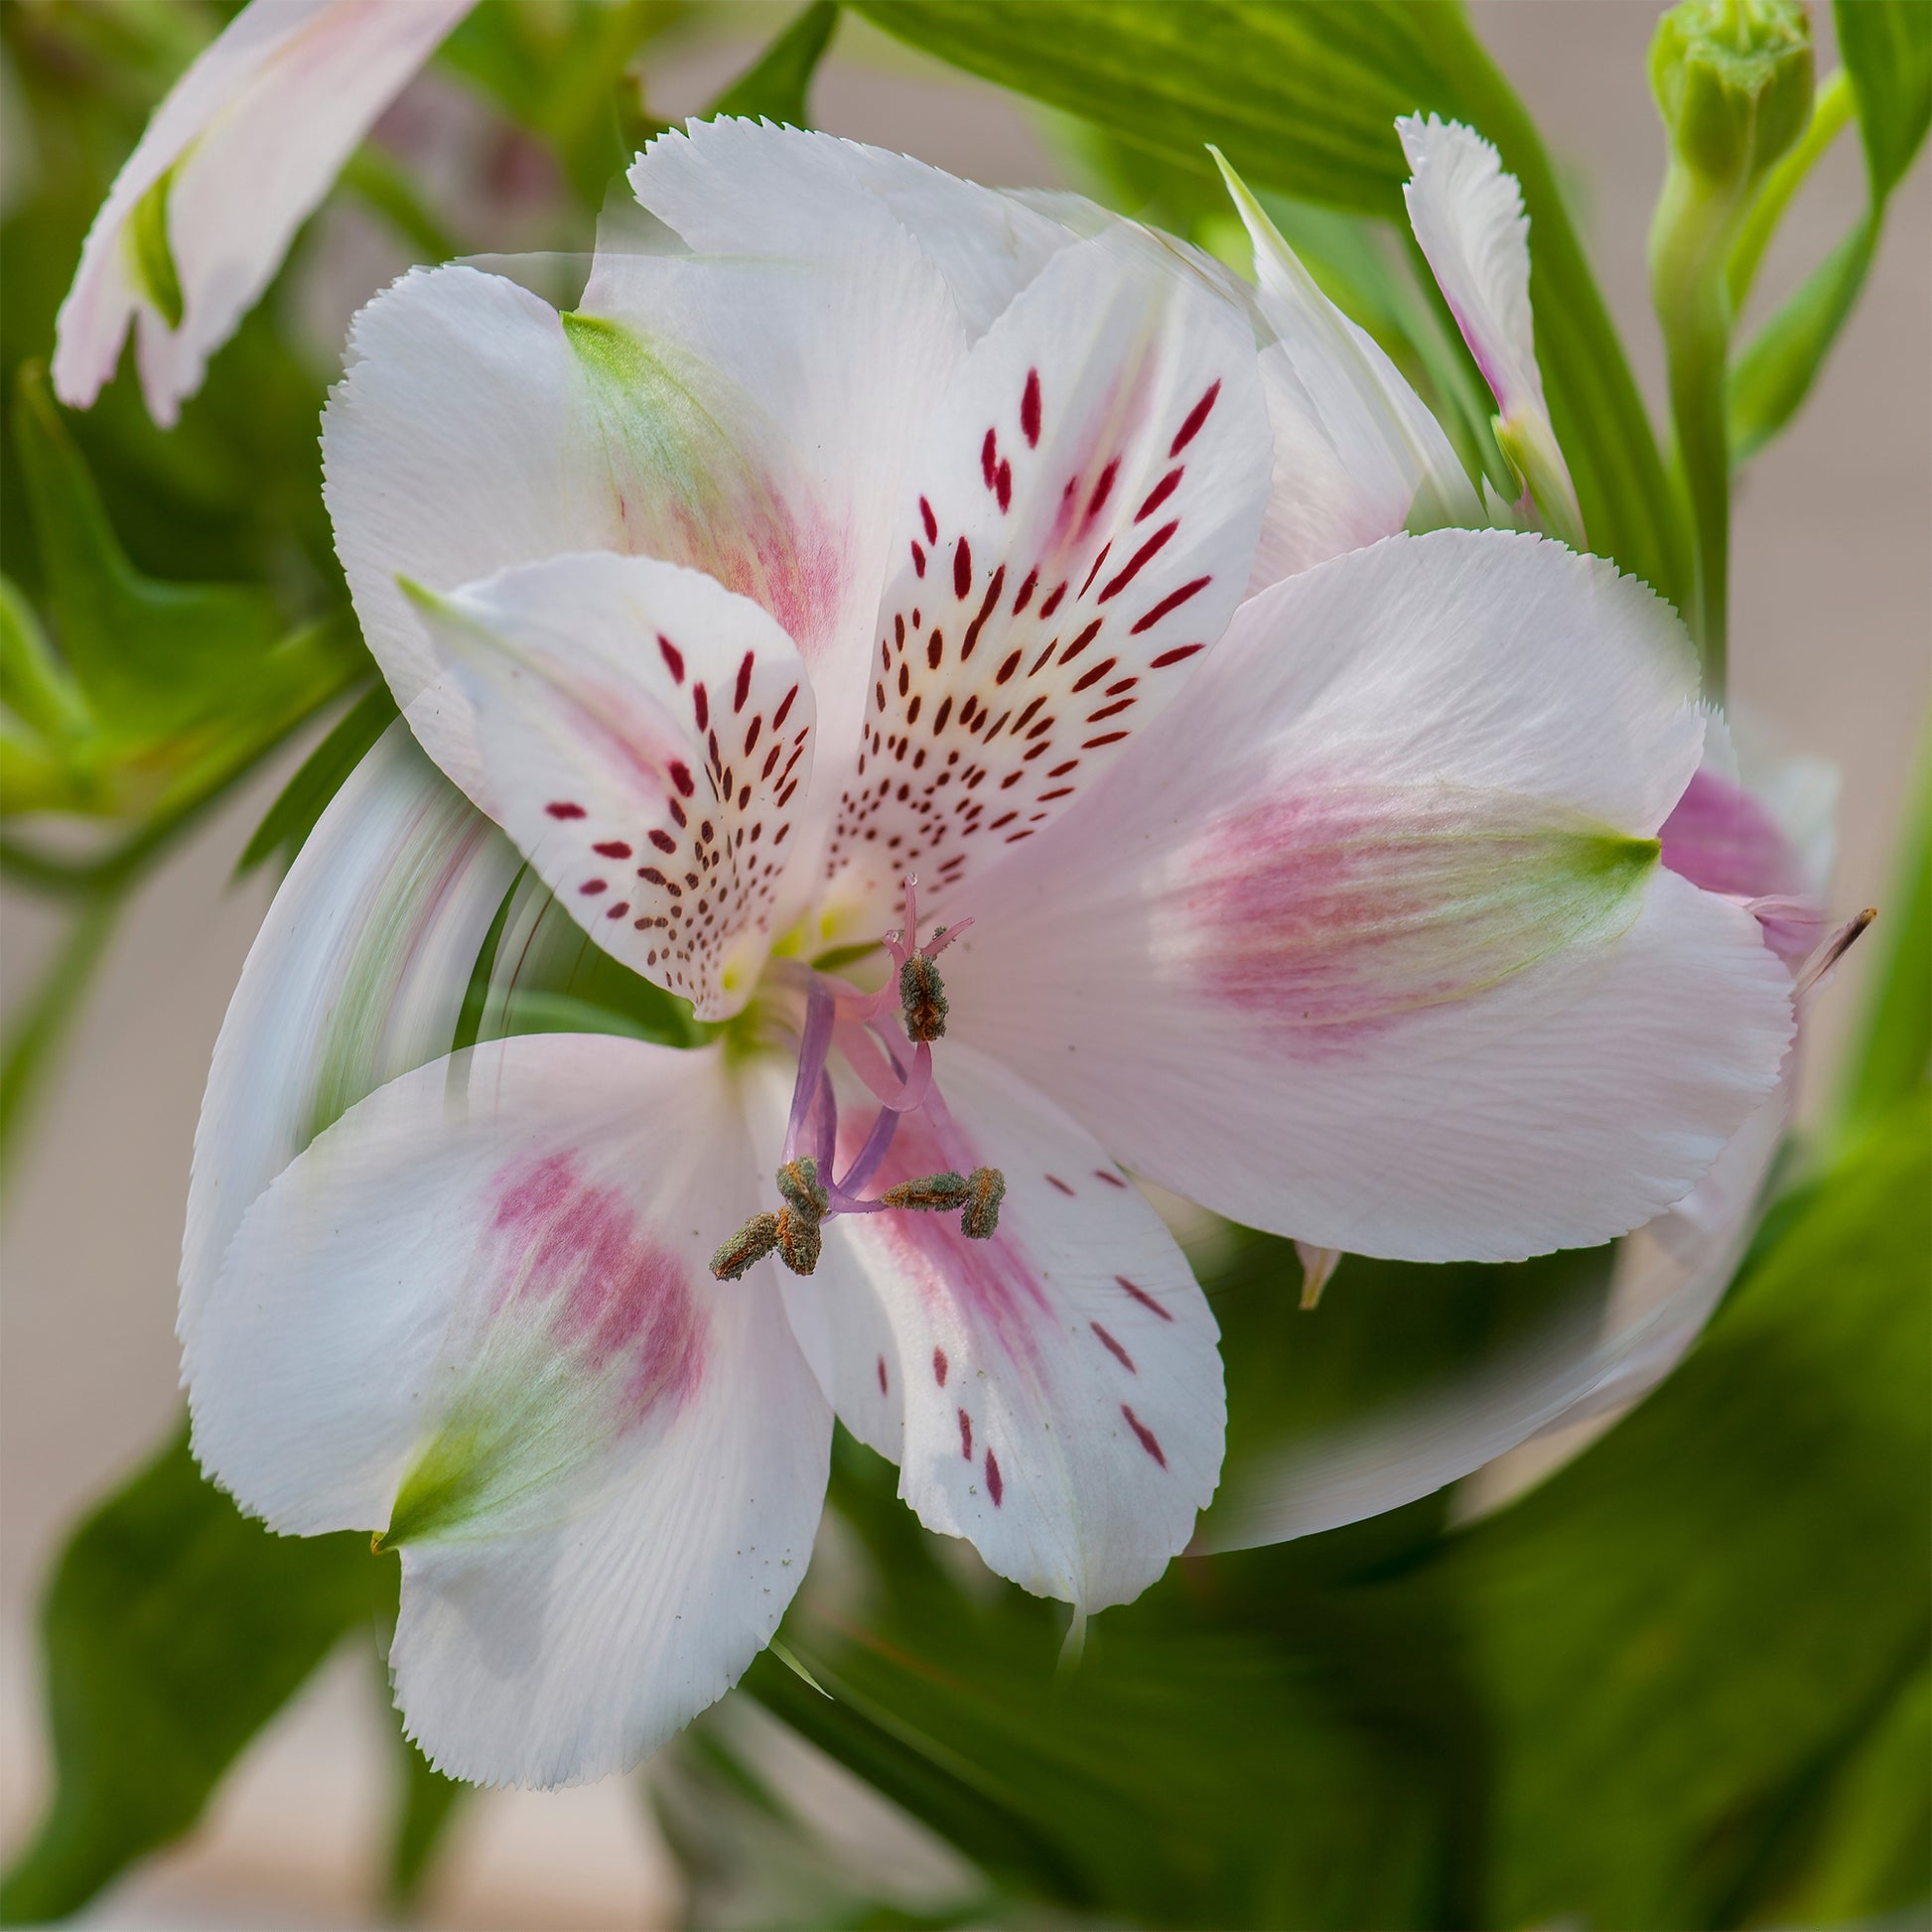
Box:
[385, 1713, 469, 1913]
[1420, 1090, 1932, 1930]
[11, 362, 284, 736]
[710, 2, 841, 125]
[0, 1425, 386, 1925]
[1834, 725, 1931, 1141]
[235, 682, 398, 878]
[853, 0, 1689, 607]
[1728, 0, 1930, 460]
[1838, 0, 1932, 196]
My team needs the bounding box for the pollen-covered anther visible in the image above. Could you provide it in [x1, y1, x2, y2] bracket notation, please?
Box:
[773, 1206, 822, 1276]
[960, 1167, 1006, 1240]
[880, 1170, 973, 1212]
[899, 952, 949, 1041]
[775, 1157, 830, 1219]
[711, 1211, 781, 1281]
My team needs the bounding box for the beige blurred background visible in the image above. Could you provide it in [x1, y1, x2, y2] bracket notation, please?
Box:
[2, 4, 1926, 1925]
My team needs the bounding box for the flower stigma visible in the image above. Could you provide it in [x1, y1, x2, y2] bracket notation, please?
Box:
[710, 877, 1006, 1279]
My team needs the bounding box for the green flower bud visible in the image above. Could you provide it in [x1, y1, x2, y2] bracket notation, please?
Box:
[1650, 0, 1813, 194]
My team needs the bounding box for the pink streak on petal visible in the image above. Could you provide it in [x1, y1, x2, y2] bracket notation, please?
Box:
[1660, 767, 1820, 967]
[488, 1152, 706, 1421]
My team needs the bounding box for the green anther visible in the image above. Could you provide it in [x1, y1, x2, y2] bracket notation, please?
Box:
[880, 1171, 973, 1212]
[960, 1167, 1006, 1241]
[712, 1211, 781, 1281]
[776, 1157, 829, 1219]
[899, 953, 949, 1042]
[774, 1206, 821, 1276]
[126, 161, 186, 330]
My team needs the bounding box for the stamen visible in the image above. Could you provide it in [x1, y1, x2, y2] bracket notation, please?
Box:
[709, 876, 1009, 1271]
[712, 1211, 781, 1281]
[1795, 906, 1876, 1003]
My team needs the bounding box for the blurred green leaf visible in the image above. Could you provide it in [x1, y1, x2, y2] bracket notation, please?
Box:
[711, 2, 841, 125]
[385, 1711, 469, 1914]
[1418, 1089, 1932, 1930]
[1728, 0, 1931, 462]
[1747, 1658, 1932, 1927]
[0, 1425, 386, 1925]
[1835, 726, 1931, 1143]
[755, 1433, 1476, 1930]
[0, 888, 123, 1189]
[236, 683, 398, 878]
[855, 0, 1689, 607]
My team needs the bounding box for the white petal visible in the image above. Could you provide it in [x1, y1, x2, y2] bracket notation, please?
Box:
[1199, 1070, 1793, 1549]
[186, 1034, 830, 1786]
[324, 262, 621, 709]
[815, 228, 1273, 939]
[54, 0, 469, 426]
[628, 118, 1080, 338]
[181, 723, 516, 1333]
[1396, 115, 1582, 543]
[573, 236, 964, 839]
[784, 1045, 1224, 1613]
[1216, 154, 1480, 588]
[945, 530, 1796, 1262]
[399, 551, 815, 1020]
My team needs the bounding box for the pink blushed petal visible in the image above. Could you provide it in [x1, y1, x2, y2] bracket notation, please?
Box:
[945, 531, 1795, 1263]
[185, 1035, 830, 1788]
[787, 1045, 1224, 1613]
[1661, 763, 1822, 967]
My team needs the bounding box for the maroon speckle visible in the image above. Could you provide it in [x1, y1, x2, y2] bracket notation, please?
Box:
[1117, 1275, 1173, 1321]
[1094, 1169, 1128, 1188]
[594, 840, 632, 859]
[996, 649, 1023, 685]
[1149, 643, 1206, 669]
[693, 684, 709, 730]
[657, 634, 684, 682]
[1021, 368, 1041, 446]
[546, 801, 587, 820]
[1121, 1404, 1167, 1466]
[773, 684, 798, 731]
[668, 761, 695, 797]
[1038, 581, 1067, 620]
[1136, 468, 1182, 523]
[963, 566, 1005, 661]
[1083, 730, 1131, 749]
[1132, 576, 1211, 635]
[912, 540, 926, 576]
[1080, 542, 1113, 598]
[981, 427, 998, 488]
[933, 1346, 949, 1387]
[606, 901, 629, 918]
[953, 536, 973, 599]
[927, 629, 944, 670]
[1091, 1322, 1137, 1372]
[958, 1408, 974, 1458]
[1071, 655, 1118, 693]
[920, 496, 938, 543]
[644, 828, 674, 854]
[1014, 568, 1037, 615]
[579, 878, 607, 895]
[734, 652, 754, 713]
[1100, 521, 1176, 603]
[996, 461, 1012, 511]
[1170, 379, 1221, 457]
[1086, 459, 1119, 520]
[1044, 1173, 1075, 1196]
[1060, 620, 1103, 663]
[877, 1354, 889, 1395]
[985, 1449, 1004, 1505]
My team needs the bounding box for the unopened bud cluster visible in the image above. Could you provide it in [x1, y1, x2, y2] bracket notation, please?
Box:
[1650, 0, 1812, 193]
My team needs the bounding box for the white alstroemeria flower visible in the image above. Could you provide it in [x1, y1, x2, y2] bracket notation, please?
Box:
[53, 0, 471, 426]
[182, 122, 1795, 1787]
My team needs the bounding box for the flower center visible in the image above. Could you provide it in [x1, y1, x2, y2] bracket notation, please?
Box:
[711, 877, 1007, 1279]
